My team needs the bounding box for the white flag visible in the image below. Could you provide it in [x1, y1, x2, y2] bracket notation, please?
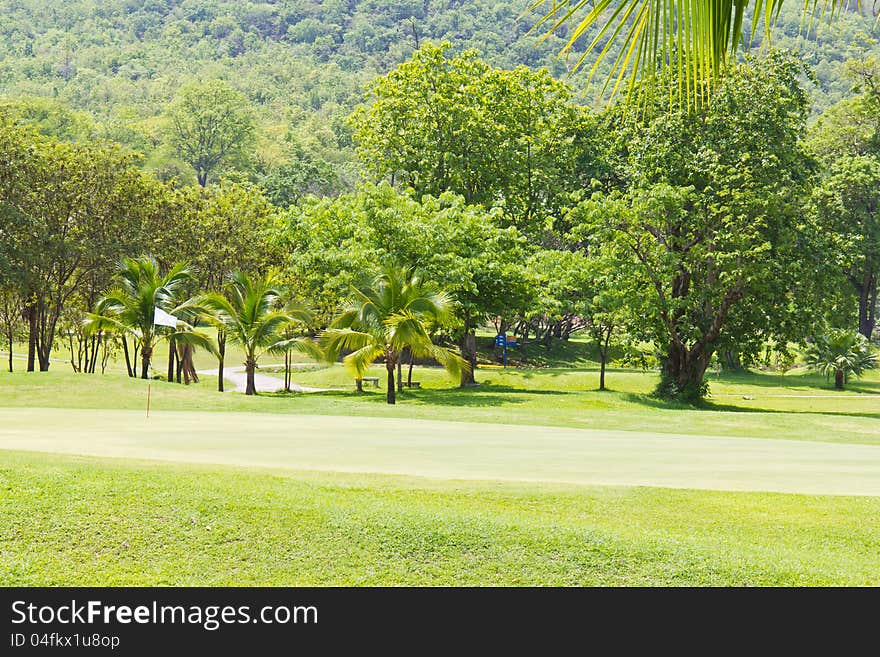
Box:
[153, 306, 178, 328]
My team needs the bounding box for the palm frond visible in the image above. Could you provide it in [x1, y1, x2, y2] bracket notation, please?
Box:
[321, 328, 378, 363]
[527, 0, 851, 108]
[342, 343, 386, 379]
[268, 336, 325, 362]
[170, 329, 218, 358]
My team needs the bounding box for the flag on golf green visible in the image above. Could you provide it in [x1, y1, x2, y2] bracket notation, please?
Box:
[153, 306, 178, 328]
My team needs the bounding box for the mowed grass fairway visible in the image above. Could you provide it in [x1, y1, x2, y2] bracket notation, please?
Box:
[2, 364, 880, 585]
[4, 408, 880, 496]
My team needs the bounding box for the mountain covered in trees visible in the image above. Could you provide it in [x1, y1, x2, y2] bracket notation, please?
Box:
[0, 0, 879, 192]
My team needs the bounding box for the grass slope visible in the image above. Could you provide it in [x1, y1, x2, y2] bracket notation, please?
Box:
[3, 451, 879, 586]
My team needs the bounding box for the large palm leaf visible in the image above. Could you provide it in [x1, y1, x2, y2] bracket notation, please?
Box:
[529, 0, 851, 107]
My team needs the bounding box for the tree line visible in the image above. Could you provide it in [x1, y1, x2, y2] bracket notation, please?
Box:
[1, 44, 878, 401]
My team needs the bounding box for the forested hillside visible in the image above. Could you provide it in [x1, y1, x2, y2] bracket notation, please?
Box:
[0, 0, 878, 190]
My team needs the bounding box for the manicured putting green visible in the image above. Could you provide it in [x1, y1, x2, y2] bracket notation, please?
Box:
[2, 407, 880, 496]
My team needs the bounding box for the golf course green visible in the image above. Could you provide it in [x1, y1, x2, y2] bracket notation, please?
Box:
[2, 365, 879, 585]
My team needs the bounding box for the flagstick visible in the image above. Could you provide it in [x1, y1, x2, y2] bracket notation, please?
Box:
[146, 360, 154, 419]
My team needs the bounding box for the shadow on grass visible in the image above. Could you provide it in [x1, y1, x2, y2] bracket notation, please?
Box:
[414, 385, 567, 407]
[710, 370, 880, 394]
[619, 391, 880, 420]
[265, 383, 569, 408]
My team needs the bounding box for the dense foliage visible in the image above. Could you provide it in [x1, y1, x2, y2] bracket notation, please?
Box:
[0, 0, 878, 190]
[1, 3, 878, 401]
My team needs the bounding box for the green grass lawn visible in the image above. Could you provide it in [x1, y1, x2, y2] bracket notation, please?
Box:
[1, 364, 877, 444]
[2, 358, 879, 585]
[4, 450, 880, 586]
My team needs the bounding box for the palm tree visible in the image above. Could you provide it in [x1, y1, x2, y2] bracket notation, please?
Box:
[806, 329, 877, 389]
[85, 256, 215, 379]
[323, 267, 468, 404]
[529, 0, 849, 107]
[199, 271, 317, 395]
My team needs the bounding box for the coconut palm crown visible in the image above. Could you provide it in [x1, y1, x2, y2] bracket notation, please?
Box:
[323, 266, 468, 404]
[85, 255, 215, 379]
[199, 271, 317, 395]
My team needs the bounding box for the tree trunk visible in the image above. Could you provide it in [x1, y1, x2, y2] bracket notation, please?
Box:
[835, 369, 845, 390]
[6, 333, 12, 373]
[26, 304, 36, 372]
[355, 378, 363, 393]
[598, 325, 612, 391]
[177, 343, 198, 384]
[386, 360, 396, 404]
[659, 343, 712, 401]
[141, 345, 152, 380]
[459, 330, 476, 387]
[407, 353, 414, 387]
[217, 331, 226, 392]
[197, 170, 208, 187]
[167, 335, 176, 383]
[721, 349, 742, 371]
[121, 336, 134, 377]
[857, 270, 877, 340]
[397, 359, 403, 392]
[88, 334, 101, 374]
[245, 356, 257, 395]
[35, 303, 55, 371]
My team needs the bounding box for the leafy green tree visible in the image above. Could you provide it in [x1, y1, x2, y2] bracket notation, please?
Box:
[261, 156, 341, 208]
[810, 64, 880, 340]
[0, 285, 24, 373]
[150, 182, 281, 390]
[811, 155, 880, 339]
[351, 43, 588, 240]
[85, 256, 214, 380]
[199, 271, 314, 395]
[164, 80, 256, 187]
[280, 184, 530, 385]
[573, 54, 822, 401]
[0, 119, 160, 372]
[323, 267, 467, 404]
[806, 329, 877, 389]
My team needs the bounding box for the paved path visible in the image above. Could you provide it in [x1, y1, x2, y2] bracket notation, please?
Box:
[4, 408, 880, 497]
[196, 364, 329, 393]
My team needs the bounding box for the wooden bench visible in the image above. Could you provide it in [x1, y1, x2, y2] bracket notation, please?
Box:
[362, 377, 380, 388]
[404, 381, 421, 388]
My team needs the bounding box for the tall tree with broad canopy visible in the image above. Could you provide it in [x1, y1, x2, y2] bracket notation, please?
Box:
[810, 63, 880, 340]
[280, 184, 530, 386]
[322, 267, 468, 404]
[151, 183, 280, 391]
[164, 80, 256, 187]
[0, 119, 159, 372]
[571, 54, 825, 401]
[351, 43, 590, 241]
[810, 155, 880, 340]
